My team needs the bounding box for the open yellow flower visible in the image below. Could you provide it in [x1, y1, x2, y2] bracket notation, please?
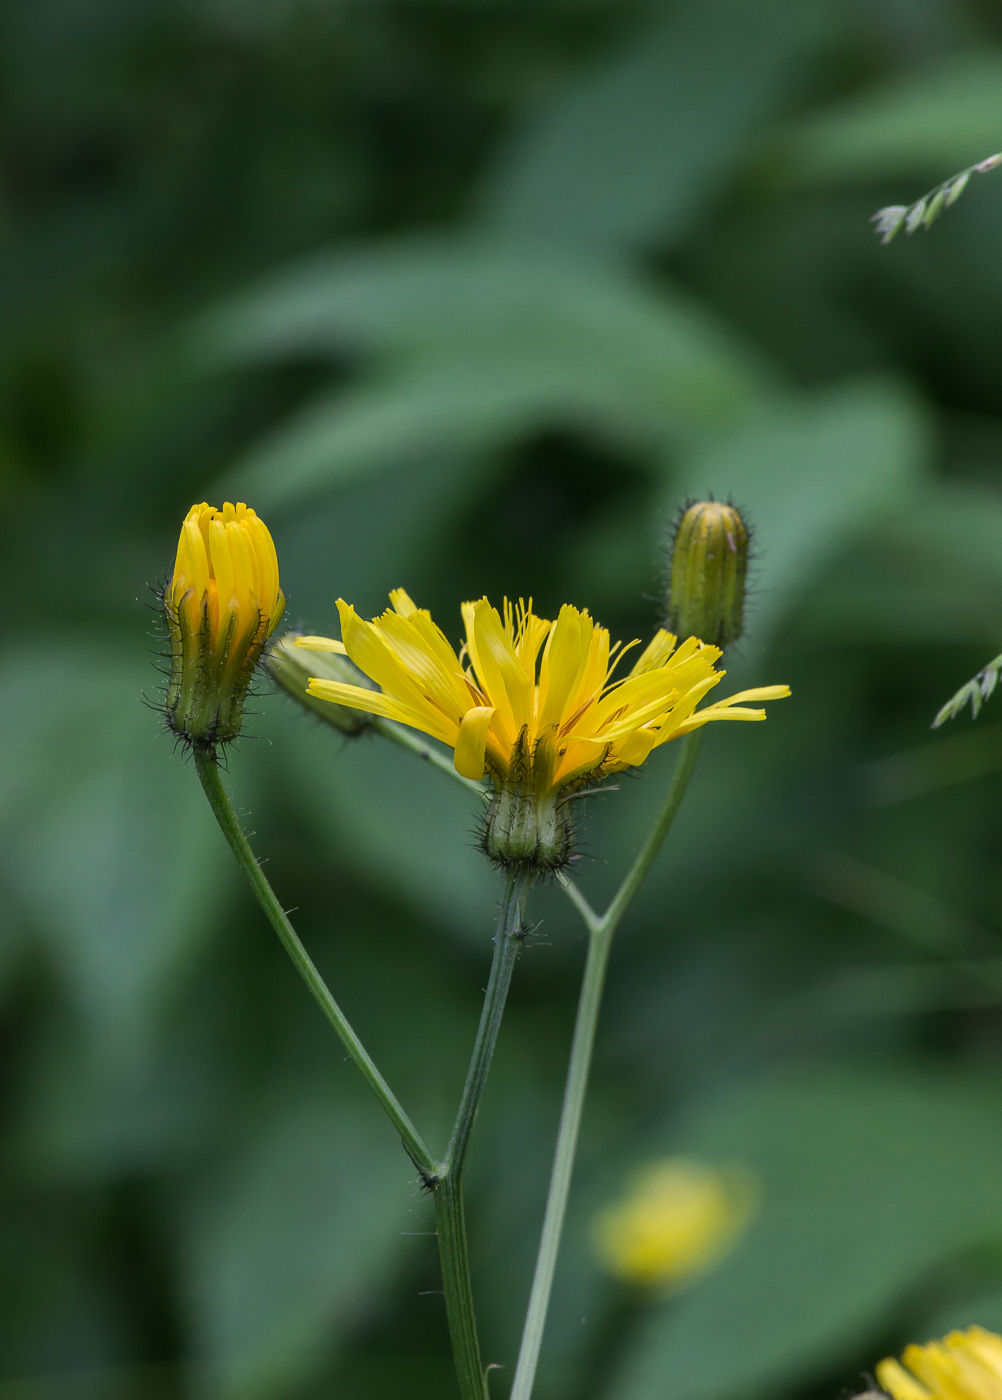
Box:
[592, 1158, 758, 1289]
[164, 501, 285, 746]
[878, 1327, 1002, 1400]
[299, 591, 787, 787]
[297, 591, 788, 869]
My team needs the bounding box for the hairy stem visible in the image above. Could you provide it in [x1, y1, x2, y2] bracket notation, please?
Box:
[510, 732, 705, 1400]
[445, 873, 529, 1175]
[435, 872, 530, 1400]
[435, 1172, 487, 1400]
[194, 747, 438, 1181]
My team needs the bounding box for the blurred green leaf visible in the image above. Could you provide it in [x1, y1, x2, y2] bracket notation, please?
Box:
[209, 240, 772, 504]
[478, 0, 838, 253]
[202, 238, 756, 363]
[781, 54, 1002, 185]
[924, 1285, 1002, 1341]
[670, 377, 931, 636]
[0, 642, 224, 1044]
[610, 1069, 1002, 1400]
[893, 480, 1002, 589]
[274, 711, 496, 946]
[183, 1086, 418, 1400]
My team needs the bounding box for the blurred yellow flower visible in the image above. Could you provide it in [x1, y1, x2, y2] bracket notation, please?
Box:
[164, 501, 285, 746]
[298, 591, 788, 789]
[878, 1327, 1002, 1400]
[592, 1158, 758, 1289]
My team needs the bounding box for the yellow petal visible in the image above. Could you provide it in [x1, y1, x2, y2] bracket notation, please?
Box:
[337, 599, 441, 718]
[469, 599, 532, 747]
[673, 706, 767, 733]
[377, 609, 470, 722]
[963, 1331, 1002, 1383]
[713, 684, 791, 708]
[538, 605, 592, 731]
[208, 518, 236, 609]
[905, 1342, 976, 1400]
[295, 635, 348, 653]
[454, 706, 495, 780]
[876, 1360, 932, 1400]
[628, 630, 677, 676]
[306, 678, 457, 743]
[390, 587, 418, 616]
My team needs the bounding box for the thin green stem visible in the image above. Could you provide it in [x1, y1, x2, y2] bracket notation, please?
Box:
[445, 873, 529, 1175]
[194, 747, 439, 1182]
[510, 731, 705, 1400]
[435, 872, 530, 1400]
[509, 926, 612, 1400]
[372, 717, 488, 798]
[599, 730, 705, 938]
[555, 872, 601, 936]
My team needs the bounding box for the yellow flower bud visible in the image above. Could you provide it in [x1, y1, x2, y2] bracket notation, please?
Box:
[667, 501, 749, 648]
[267, 633, 373, 736]
[163, 501, 285, 748]
[592, 1157, 757, 1290]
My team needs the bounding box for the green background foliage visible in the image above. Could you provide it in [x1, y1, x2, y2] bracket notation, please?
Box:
[4, 0, 1002, 1396]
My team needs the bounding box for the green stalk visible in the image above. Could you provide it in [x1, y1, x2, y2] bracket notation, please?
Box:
[435, 872, 530, 1400]
[435, 1173, 486, 1400]
[509, 731, 704, 1400]
[445, 873, 530, 1175]
[194, 747, 439, 1182]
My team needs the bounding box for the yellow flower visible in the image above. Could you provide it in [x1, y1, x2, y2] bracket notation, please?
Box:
[592, 1158, 758, 1289]
[164, 501, 285, 747]
[299, 592, 787, 787]
[877, 1327, 1002, 1400]
[296, 591, 788, 869]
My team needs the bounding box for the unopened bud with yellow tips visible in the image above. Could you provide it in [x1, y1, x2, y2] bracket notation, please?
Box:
[163, 501, 285, 749]
[667, 501, 749, 648]
[267, 633, 374, 736]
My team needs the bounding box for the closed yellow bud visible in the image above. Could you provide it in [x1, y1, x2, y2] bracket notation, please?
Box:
[163, 501, 285, 748]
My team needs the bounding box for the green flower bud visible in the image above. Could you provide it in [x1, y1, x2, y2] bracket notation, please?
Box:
[267, 633, 374, 736]
[481, 781, 574, 874]
[478, 730, 576, 874]
[666, 501, 749, 648]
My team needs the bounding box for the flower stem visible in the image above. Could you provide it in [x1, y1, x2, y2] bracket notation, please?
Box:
[599, 728, 705, 936]
[509, 731, 704, 1400]
[193, 747, 439, 1182]
[445, 872, 530, 1176]
[435, 1172, 487, 1400]
[435, 871, 530, 1400]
